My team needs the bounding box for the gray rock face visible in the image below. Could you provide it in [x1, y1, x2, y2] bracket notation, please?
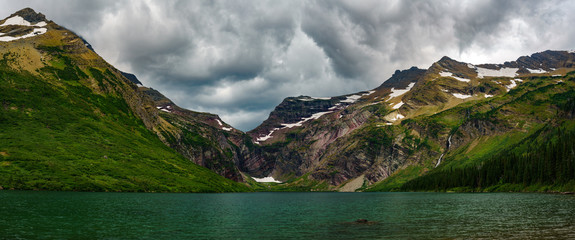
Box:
[120, 71, 143, 85]
[10, 8, 47, 23]
[377, 66, 425, 89]
[238, 50, 575, 189]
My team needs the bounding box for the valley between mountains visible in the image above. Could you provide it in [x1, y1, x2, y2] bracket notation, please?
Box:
[1, 8, 575, 193]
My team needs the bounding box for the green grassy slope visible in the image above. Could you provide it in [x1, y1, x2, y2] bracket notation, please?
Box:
[367, 73, 575, 192]
[398, 122, 575, 192]
[0, 43, 249, 193]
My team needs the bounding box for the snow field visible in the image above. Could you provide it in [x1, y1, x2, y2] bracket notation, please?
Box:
[476, 67, 518, 78]
[439, 71, 471, 82]
[388, 82, 416, 99]
[0, 15, 49, 42]
[252, 176, 282, 183]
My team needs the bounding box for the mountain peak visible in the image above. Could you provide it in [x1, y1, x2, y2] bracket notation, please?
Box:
[437, 56, 461, 66]
[8, 8, 47, 24]
[377, 66, 425, 90]
[439, 56, 453, 61]
[1, 8, 50, 42]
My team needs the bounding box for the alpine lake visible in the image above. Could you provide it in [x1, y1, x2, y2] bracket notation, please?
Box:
[1, 191, 574, 239]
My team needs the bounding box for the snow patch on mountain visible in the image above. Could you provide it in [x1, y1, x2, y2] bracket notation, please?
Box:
[392, 101, 404, 109]
[329, 103, 342, 110]
[388, 82, 416, 99]
[392, 113, 405, 121]
[215, 119, 232, 131]
[476, 67, 518, 78]
[298, 96, 331, 101]
[0, 27, 47, 42]
[156, 105, 172, 113]
[439, 71, 451, 77]
[0, 16, 46, 27]
[340, 95, 362, 103]
[527, 68, 547, 74]
[452, 93, 473, 99]
[340, 91, 374, 103]
[439, 71, 471, 82]
[385, 111, 405, 122]
[506, 81, 516, 91]
[282, 111, 332, 128]
[257, 128, 279, 142]
[252, 176, 282, 183]
[505, 79, 523, 91]
[257, 110, 334, 142]
[0, 15, 48, 42]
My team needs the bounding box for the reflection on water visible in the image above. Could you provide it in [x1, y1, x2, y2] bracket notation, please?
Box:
[0, 191, 574, 239]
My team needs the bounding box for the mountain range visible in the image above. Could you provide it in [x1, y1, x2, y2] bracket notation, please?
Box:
[1, 8, 574, 192]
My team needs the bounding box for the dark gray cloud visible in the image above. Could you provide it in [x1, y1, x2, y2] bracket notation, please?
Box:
[1, 0, 574, 131]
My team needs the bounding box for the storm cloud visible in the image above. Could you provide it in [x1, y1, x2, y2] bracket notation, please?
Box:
[2, 0, 574, 130]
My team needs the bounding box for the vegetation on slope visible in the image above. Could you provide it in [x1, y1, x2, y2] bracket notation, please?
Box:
[0, 44, 249, 192]
[368, 72, 575, 192]
[3, 8, 575, 193]
[399, 123, 575, 192]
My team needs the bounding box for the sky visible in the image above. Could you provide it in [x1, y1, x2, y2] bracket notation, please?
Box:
[2, 0, 575, 131]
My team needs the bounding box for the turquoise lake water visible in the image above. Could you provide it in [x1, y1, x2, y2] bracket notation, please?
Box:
[1, 191, 574, 239]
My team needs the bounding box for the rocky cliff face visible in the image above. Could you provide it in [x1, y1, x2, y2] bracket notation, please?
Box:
[242, 50, 575, 191]
[7, 8, 47, 23]
[139, 86, 246, 181]
[3, 8, 575, 192]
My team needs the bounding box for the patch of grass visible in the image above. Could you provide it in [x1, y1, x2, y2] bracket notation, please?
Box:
[0, 60, 249, 193]
[442, 130, 536, 169]
[364, 165, 426, 192]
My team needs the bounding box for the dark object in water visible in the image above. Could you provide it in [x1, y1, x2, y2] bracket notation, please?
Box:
[341, 219, 379, 225]
[353, 219, 378, 225]
[356, 219, 368, 223]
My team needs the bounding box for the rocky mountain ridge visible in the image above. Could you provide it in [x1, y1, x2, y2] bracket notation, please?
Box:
[8, 8, 47, 23]
[242, 50, 575, 191]
[2, 8, 574, 192]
